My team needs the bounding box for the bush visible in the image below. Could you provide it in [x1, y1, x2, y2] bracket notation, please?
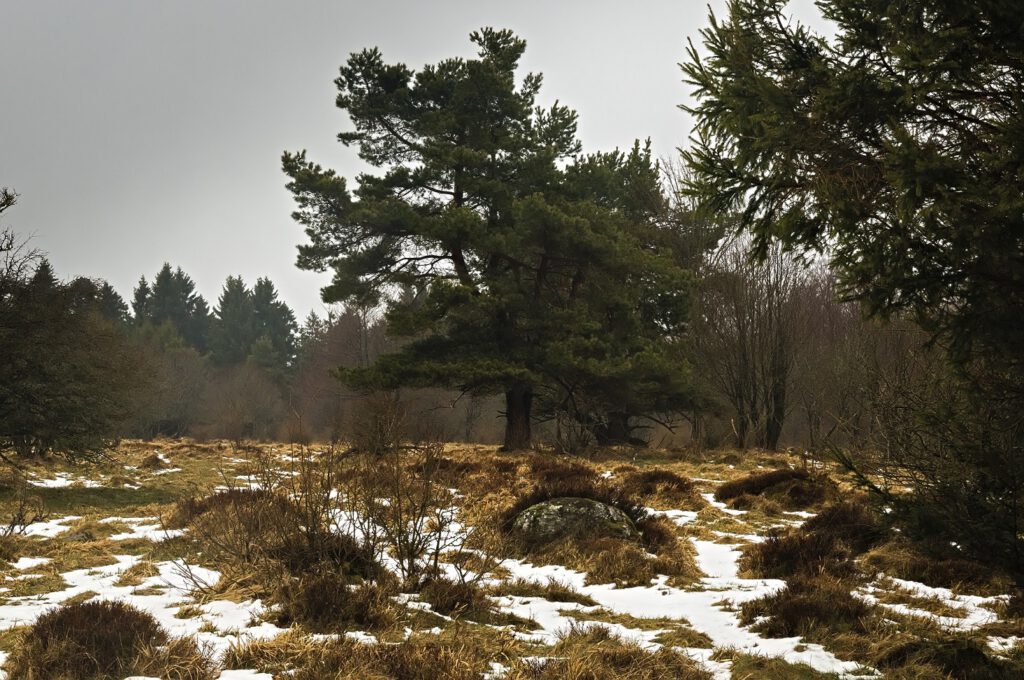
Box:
[4, 600, 214, 680]
[169, 487, 293, 529]
[269, 531, 382, 579]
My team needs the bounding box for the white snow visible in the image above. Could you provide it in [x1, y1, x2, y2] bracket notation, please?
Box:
[496, 536, 874, 678]
[0, 556, 285, 659]
[9, 557, 50, 570]
[700, 493, 747, 516]
[857, 576, 1005, 632]
[22, 515, 82, 539]
[100, 516, 185, 542]
[647, 508, 698, 526]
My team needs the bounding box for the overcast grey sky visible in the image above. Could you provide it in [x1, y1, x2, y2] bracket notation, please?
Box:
[1, 0, 829, 319]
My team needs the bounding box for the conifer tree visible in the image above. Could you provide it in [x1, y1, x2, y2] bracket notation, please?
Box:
[251, 277, 297, 371]
[682, 0, 1024, 579]
[132, 264, 211, 351]
[284, 28, 695, 449]
[210, 276, 256, 365]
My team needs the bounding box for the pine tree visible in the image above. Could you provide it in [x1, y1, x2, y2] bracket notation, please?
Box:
[0, 258, 142, 458]
[285, 28, 695, 449]
[210, 276, 256, 365]
[682, 0, 1024, 371]
[682, 0, 1024, 579]
[251, 277, 297, 372]
[133, 264, 212, 351]
[131, 276, 151, 323]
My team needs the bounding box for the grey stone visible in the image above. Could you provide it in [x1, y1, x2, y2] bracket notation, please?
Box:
[511, 496, 640, 544]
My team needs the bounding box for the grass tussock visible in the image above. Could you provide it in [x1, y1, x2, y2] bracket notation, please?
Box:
[861, 537, 1013, 595]
[505, 625, 713, 679]
[739, 500, 886, 578]
[274, 574, 397, 632]
[419, 577, 496, 621]
[497, 578, 598, 606]
[728, 654, 845, 679]
[526, 456, 600, 487]
[714, 468, 837, 509]
[619, 468, 704, 508]
[739, 575, 874, 639]
[872, 636, 1024, 679]
[225, 628, 502, 680]
[4, 600, 216, 680]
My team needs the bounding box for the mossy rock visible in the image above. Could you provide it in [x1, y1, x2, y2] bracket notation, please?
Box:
[512, 497, 640, 544]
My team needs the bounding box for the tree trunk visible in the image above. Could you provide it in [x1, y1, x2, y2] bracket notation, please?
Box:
[502, 383, 533, 451]
[595, 411, 631, 445]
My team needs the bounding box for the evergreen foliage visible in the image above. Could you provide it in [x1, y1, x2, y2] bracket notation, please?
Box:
[284, 28, 695, 449]
[682, 0, 1024, 579]
[0, 258, 143, 458]
[681, 0, 1024, 370]
[132, 264, 212, 352]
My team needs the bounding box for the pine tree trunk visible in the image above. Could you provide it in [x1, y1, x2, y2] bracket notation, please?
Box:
[596, 411, 631, 445]
[502, 383, 533, 451]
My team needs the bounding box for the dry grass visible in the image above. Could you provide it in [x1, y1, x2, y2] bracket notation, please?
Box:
[739, 501, 886, 579]
[3, 600, 216, 680]
[496, 578, 599, 606]
[224, 627, 512, 679]
[861, 538, 1014, 595]
[715, 468, 838, 510]
[274, 573, 397, 632]
[739, 575, 874, 639]
[617, 468, 704, 508]
[505, 625, 713, 679]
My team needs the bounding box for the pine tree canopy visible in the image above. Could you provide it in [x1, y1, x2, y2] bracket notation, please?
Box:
[133, 264, 212, 351]
[682, 0, 1024, 369]
[284, 28, 696, 449]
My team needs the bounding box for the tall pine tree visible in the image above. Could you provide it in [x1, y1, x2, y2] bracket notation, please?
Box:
[284, 28, 695, 449]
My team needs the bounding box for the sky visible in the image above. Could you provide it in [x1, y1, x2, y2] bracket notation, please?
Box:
[1, 0, 831, 319]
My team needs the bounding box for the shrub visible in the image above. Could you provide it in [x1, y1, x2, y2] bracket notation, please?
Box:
[4, 600, 214, 680]
[269, 531, 382, 579]
[169, 487, 292, 529]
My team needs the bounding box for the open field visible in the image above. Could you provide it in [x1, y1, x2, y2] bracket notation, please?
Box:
[0, 441, 1020, 679]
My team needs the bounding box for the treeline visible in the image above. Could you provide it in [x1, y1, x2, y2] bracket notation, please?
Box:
[0, 210, 499, 451]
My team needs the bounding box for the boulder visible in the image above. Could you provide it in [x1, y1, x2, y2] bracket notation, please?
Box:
[512, 496, 640, 544]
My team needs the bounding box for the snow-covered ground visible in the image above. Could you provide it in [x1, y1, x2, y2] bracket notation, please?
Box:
[2, 447, 1018, 680]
